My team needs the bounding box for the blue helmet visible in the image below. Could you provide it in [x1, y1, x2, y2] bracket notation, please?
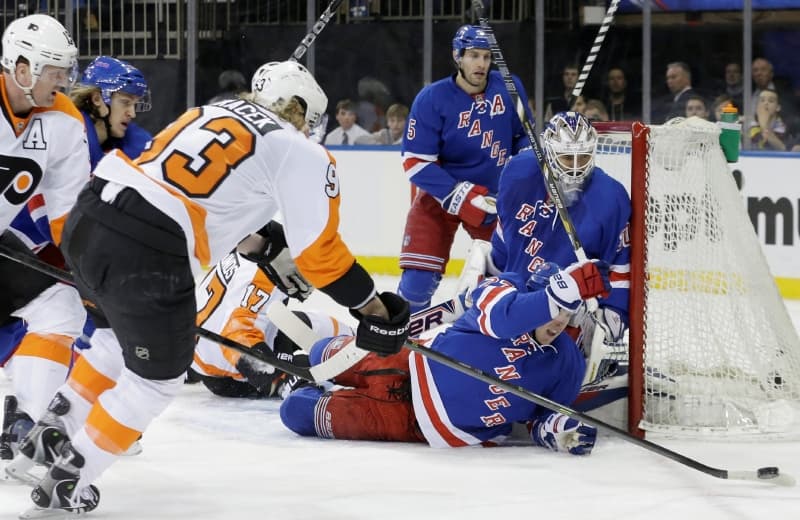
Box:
[81, 56, 151, 112]
[452, 25, 491, 57]
[527, 262, 562, 292]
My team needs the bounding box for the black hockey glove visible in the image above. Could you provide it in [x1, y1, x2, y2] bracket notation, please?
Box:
[244, 221, 312, 302]
[235, 341, 310, 397]
[350, 292, 410, 356]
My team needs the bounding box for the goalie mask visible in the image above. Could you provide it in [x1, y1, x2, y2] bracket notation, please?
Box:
[81, 56, 151, 112]
[1, 14, 78, 105]
[542, 111, 598, 207]
[251, 60, 328, 131]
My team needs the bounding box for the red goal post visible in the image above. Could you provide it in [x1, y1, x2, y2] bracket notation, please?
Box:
[593, 118, 800, 439]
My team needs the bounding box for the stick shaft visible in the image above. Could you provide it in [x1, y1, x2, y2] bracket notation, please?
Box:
[570, 0, 621, 102]
[290, 0, 344, 62]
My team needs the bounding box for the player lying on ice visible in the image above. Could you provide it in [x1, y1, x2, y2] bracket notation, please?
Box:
[280, 259, 609, 454]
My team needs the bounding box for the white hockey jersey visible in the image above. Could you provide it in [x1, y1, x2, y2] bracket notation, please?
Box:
[192, 250, 352, 379]
[92, 99, 356, 283]
[0, 76, 90, 244]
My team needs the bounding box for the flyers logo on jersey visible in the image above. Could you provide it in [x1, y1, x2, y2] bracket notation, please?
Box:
[0, 154, 43, 205]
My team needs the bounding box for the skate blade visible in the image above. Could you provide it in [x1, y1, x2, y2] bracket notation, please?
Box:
[120, 440, 142, 457]
[19, 506, 87, 519]
[4, 457, 45, 487]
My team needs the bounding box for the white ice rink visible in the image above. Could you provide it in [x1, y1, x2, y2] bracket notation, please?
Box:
[2, 276, 799, 519]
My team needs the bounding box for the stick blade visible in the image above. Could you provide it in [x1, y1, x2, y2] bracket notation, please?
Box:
[727, 467, 796, 487]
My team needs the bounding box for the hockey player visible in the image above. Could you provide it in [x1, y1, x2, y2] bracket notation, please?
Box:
[1, 56, 153, 463]
[0, 15, 89, 462]
[10, 60, 410, 517]
[280, 260, 607, 453]
[487, 111, 631, 349]
[397, 25, 532, 313]
[192, 234, 352, 399]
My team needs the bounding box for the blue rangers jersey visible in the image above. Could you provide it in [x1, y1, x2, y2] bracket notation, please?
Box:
[409, 273, 585, 447]
[401, 71, 532, 201]
[489, 150, 631, 321]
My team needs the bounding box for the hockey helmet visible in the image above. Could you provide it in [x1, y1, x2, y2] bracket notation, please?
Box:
[1, 14, 78, 93]
[251, 60, 328, 129]
[452, 25, 491, 57]
[81, 56, 151, 112]
[541, 111, 597, 206]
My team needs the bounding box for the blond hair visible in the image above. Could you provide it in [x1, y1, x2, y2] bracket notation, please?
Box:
[70, 84, 102, 117]
[241, 92, 306, 131]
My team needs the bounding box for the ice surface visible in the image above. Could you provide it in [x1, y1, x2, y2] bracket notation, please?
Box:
[2, 277, 799, 519]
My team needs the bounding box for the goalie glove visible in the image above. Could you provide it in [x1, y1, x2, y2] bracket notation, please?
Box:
[594, 307, 625, 344]
[441, 181, 497, 228]
[546, 259, 611, 315]
[244, 221, 313, 302]
[531, 412, 597, 455]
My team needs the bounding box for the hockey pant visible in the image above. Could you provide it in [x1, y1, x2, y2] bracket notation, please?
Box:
[281, 336, 425, 442]
[398, 192, 493, 312]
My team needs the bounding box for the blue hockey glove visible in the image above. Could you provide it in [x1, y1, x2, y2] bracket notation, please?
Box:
[531, 412, 597, 455]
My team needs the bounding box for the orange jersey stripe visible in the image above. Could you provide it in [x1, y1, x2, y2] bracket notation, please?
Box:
[85, 403, 142, 454]
[192, 352, 244, 379]
[15, 334, 73, 367]
[67, 355, 117, 404]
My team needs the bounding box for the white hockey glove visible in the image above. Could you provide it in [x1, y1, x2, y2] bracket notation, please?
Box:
[531, 412, 597, 455]
[243, 221, 313, 302]
[546, 260, 611, 316]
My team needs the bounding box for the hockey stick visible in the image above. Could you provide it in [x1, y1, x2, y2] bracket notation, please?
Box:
[568, 0, 621, 106]
[0, 243, 332, 382]
[289, 0, 344, 62]
[403, 338, 795, 487]
[470, 0, 607, 310]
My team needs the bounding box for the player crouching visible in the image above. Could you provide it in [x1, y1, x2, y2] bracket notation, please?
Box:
[280, 260, 608, 454]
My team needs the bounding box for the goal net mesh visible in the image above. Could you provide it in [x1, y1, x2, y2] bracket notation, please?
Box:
[595, 118, 800, 438]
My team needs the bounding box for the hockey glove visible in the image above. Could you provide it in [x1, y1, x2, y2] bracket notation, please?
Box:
[350, 292, 410, 356]
[235, 341, 310, 398]
[546, 260, 611, 313]
[531, 412, 597, 455]
[594, 307, 625, 343]
[245, 221, 313, 302]
[441, 182, 497, 228]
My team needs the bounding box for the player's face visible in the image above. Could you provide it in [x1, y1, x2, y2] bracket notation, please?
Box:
[534, 311, 571, 345]
[556, 153, 592, 173]
[29, 65, 72, 107]
[387, 116, 406, 140]
[458, 48, 491, 88]
[108, 92, 139, 138]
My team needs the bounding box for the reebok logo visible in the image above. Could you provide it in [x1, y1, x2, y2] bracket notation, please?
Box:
[368, 324, 410, 336]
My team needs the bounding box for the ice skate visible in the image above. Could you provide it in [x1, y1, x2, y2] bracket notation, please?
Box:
[20, 442, 99, 519]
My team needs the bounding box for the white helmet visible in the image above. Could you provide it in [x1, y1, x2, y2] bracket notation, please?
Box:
[2, 14, 78, 104]
[541, 111, 598, 206]
[251, 60, 328, 129]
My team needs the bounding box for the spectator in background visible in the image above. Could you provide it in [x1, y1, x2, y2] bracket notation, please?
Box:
[656, 61, 698, 123]
[751, 57, 795, 122]
[685, 94, 709, 120]
[749, 88, 789, 151]
[584, 99, 609, 122]
[355, 103, 409, 145]
[208, 69, 248, 104]
[603, 66, 639, 121]
[722, 62, 743, 110]
[356, 76, 392, 132]
[570, 94, 587, 115]
[545, 63, 579, 120]
[324, 99, 369, 145]
[711, 93, 734, 122]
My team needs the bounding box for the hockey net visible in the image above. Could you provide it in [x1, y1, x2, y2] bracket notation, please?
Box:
[593, 118, 800, 439]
